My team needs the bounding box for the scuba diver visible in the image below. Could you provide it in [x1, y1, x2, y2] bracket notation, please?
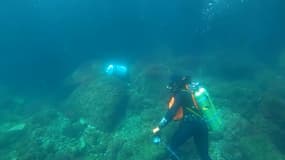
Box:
[152, 74, 212, 160]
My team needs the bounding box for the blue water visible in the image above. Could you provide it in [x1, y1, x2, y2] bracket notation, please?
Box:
[0, 1, 284, 159]
[0, 0, 284, 93]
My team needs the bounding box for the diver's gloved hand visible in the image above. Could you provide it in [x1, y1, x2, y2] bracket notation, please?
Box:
[152, 135, 161, 144]
[152, 126, 161, 144]
[152, 126, 160, 135]
[152, 117, 168, 144]
[152, 117, 168, 135]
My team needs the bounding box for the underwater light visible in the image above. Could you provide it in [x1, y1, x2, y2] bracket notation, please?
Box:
[106, 64, 114, 75]
[105, 64, 128, 76]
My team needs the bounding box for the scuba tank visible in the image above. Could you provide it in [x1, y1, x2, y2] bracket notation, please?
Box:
[191, 82, 222, 131]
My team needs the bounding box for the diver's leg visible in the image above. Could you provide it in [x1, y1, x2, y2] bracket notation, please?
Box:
[168, 121, 194, 159]
[193, 120, 211, 160]
[169, 121, 193, 150]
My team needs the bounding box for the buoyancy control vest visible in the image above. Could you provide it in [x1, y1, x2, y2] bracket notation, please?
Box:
[168, 90, 202, 121]
[168, 83, 222, 131]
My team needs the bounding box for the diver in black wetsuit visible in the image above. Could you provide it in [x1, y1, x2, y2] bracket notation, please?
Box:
[152, 74, 212, 160]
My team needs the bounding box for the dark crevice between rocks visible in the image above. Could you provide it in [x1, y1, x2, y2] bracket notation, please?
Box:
[105, 93, 129, 133]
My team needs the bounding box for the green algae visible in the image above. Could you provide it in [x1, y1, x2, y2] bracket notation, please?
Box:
[1, 55, 285, 160]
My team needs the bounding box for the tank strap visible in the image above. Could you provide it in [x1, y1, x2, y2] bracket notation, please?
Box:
[181, 89, 200, 110]
[178, 89, 203, 119]
[191, 92, 200, 110]
[185, 107, 202, 119]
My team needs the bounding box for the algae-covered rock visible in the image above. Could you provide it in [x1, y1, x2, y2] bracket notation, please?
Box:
[65, 79, 128, 130]
[64, 68, 129, 132]
[0, 122, 27, 149]
[239, 134, 285, 160]
[200, 52, 264, 81]
[13, 111, 92, 160]
[100, 114, 165, 160]
[65, 61, 102, 86]
[133, 63, 170, 96]
[2, 56, 282, 160]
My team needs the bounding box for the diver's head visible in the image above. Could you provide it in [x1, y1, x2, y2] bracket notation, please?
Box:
[167, 74, 191, 92]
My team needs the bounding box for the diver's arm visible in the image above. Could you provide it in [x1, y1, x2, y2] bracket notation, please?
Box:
[153, 94, 182, 134]
[162, 95, 182, 126]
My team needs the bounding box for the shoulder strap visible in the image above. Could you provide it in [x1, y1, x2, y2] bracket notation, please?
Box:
[191, 92, 200, 110]
[181, 89, 203, 118]
[182, 89, 200, 110]
[185, 107, 203, 118]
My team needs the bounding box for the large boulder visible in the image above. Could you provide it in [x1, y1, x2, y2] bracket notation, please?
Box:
[64, 62, 129, 132]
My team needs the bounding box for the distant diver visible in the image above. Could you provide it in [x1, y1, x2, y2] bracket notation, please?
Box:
[105, 64, 128, 77]
[105, 63, 130, 86]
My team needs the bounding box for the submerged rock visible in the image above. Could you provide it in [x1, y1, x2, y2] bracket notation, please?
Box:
[0, 122, 26, 149]
[6, 123, 26, 132]
[64, 67, 129, 132]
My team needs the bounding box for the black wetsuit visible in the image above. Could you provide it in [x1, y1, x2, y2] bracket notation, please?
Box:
[163, 90, 211, 160]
